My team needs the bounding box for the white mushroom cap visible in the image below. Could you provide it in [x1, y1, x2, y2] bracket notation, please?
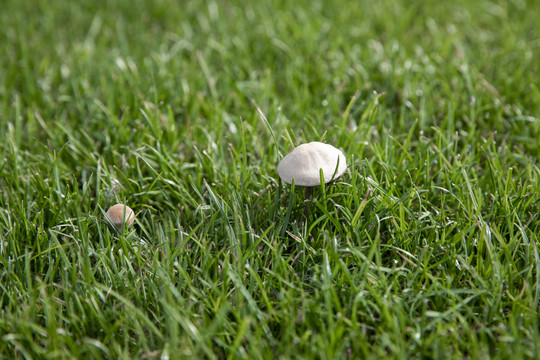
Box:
[105, 203, 135, 229]
[277, 142, 347, 186]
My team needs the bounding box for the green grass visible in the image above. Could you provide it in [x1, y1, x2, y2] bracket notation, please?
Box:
[1, 0, 539, 358]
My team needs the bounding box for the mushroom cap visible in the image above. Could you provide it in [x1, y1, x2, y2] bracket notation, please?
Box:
[105, 203, 135, 229]
[277, 142, 347, 186]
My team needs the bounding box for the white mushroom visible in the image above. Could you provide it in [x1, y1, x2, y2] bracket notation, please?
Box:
[277, 142, 347, 221]
[105, 203, 135, 229]
[277, 142, 347, 186]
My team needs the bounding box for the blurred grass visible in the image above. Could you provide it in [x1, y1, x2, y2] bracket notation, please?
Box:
[1, 0, 539, 358]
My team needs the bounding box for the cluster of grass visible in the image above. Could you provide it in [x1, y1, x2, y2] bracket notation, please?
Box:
[1, 0, 539, 358]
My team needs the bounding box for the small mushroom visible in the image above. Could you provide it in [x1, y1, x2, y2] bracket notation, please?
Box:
[105, 203, 135, 229]
[277, 142, 347, 187]
[277, 141, 347, 218]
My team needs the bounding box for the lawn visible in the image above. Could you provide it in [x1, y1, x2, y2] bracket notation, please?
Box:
[1, 0, 539, 358]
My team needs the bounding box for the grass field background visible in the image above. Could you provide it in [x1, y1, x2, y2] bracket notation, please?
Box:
[1, 0, 539, 358]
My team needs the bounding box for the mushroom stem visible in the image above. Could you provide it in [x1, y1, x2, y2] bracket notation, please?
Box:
[303, 187, 313, 219]
[305, 186, 313, 200]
